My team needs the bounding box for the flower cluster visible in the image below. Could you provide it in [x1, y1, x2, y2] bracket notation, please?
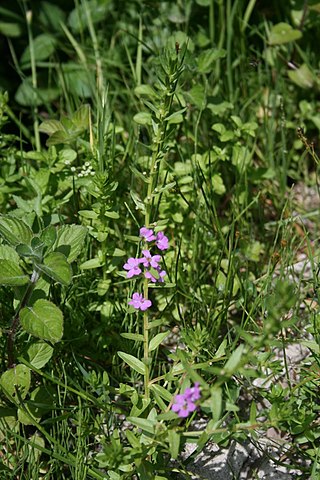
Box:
[171, 382, 201, 418]
[125, 227, 169, 311]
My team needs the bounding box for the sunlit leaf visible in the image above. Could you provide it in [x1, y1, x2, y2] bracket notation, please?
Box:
[0, 365, 31, 400]
[0, 215, 33, 246]
[0, 259, 29, 286]
[20, 300, 63, 343]
[117, 352, 146, 375]
[269, 22, 302, 45]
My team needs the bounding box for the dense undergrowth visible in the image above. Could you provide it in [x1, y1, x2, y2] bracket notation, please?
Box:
[0, 0, 320, 478]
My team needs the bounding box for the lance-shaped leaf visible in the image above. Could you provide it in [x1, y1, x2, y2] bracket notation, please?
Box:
[0, 215, 33, 247]
[117, 352, 146, 375]
[20, 299, 63, 343]
[37, 252, 72, 285]
[53, 225, 87, 262]
[0, 364, 31, 400]
[0, 259, 29, 286]
[149, 332, 169, 352]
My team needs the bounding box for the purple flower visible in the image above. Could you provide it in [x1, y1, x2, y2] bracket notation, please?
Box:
[141, 249, 161, 269]
[140, 227, 156, 242]
[128, 292, 152, 311]
[156, 231, 169, 251]
[171, 394, 197, 418]
[123, 258, 142, 278]
[184, 383, 201, 402]
[171, 383, 201, 418]
[145, 269, 166, 283]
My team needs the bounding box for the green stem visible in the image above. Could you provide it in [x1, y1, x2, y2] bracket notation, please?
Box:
[143, 278, 150, 399]
[142, 48, 184, 399]
[25, 9, 40, 152]
[7, 270, 39, 369]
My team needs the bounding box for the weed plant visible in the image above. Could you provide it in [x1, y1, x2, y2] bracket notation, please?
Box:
[0, 0, 320, 478]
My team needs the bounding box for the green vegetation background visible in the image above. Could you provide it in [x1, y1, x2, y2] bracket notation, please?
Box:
[0, 0, 320, 478]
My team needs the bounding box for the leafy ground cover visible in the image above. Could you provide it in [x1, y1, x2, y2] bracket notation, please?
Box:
[0, 0, 320, 478]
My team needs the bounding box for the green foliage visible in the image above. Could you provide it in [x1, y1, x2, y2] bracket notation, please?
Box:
[0, 0, 320, 478]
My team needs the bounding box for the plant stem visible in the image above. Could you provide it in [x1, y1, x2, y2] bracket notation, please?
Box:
[142, 48, 184, 399]
[143, 278, 150, 399]
[25, 9, 40, 152]
[7, 270, 39, 369]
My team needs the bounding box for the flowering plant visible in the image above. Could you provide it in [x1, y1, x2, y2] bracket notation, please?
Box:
[124, 227, 169, 311]
[172, 382, 201, 418]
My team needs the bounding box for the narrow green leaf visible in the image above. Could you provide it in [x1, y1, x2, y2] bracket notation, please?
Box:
[0, 215, 33, 246]
[78, 210, 99, 219]
[0, 259, 29, 286]
[80, 258, 103, 269]
[117, 352, 146, 375]
[0, 21, 21, 37]
[133, 112, 152, 125]
[126, 416, 155, 434]
[20, 299, 63, 343]
[249, 401, 257, 425]
[120, 333, 144, 342]
[210, 386, 222, 422]
[223, 344, 245, 376]
[134, 84, 158, 97]
[0, 365, 31, 400]
[150, 383, 173, 402]
[149, 332, 169, 352]
[168, 430, 180, 459]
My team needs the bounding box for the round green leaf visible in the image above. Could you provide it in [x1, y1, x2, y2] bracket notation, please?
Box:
[269, 22, 302, 45]
[27, 341, 54, 369]
[20, 34, 57, 66]
[20, 299, 63, 344]
[0, 365, 31, 400]
[288, 64, 314, 89]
